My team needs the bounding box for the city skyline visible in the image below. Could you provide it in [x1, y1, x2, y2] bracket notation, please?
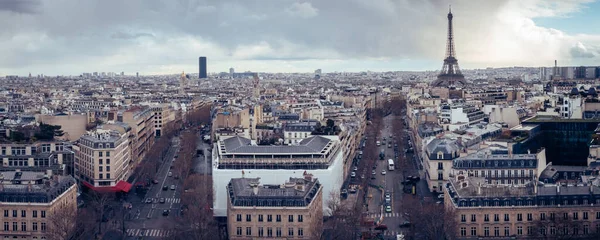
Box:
[1, 0, 600, 76]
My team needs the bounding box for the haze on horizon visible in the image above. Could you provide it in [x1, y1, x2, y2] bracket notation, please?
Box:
[1, 0, 600, 76]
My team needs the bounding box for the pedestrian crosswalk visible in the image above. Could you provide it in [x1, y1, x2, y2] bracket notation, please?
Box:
[383, 230, 405, 236]
[165, 198, 180, 203]
[126, 229, 173, 237]
[368, 212, 401, 218]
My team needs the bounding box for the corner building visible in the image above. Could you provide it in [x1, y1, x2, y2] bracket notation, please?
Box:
[227, 174, 323, 240]
[446, 174, 600, 239]
[0, 171, 77, 239]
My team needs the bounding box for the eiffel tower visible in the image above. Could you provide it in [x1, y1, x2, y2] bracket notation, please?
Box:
[432, 6, 466, 88]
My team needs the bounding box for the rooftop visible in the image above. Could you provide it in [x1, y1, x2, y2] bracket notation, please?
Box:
[227, 174, 321, 207]
[221, 135, 332, 154]
[0, 171, 76, 204]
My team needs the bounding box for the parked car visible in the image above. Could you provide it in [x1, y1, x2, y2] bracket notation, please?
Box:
[350, 172, 356, 178]
[353, 166, 358, 171]
[371, 170, 376, 175]
[162, 210, 170, 216]
[399, 221, 411, 228]
[341, 189, 348, 196]
[381, 170, 387, 175]
[168, 172, 173, 177]
[152, 179, 159, 184]
[170, 185, 176, 190]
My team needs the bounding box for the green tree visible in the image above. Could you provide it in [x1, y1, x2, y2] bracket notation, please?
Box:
[35, 123, 64, 140]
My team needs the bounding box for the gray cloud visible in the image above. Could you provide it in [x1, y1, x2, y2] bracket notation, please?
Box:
[0, 0, 599, 75]
[0, 0, 41, 14]
[110, 32, 155, 40]
[570, 42, 597, 58]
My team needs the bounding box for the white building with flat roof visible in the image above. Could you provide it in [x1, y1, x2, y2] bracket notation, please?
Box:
[212, 135, 344, 217]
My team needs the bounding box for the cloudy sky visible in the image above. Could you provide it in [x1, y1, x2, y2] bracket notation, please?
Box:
[1, 0, 600, 76]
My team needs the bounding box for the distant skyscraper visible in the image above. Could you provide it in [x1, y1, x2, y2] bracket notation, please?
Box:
[120, 72, 124, 76]
[229, 68, 235, 75]
[136, 72, 139, 78]
[199, 57, 207, 78]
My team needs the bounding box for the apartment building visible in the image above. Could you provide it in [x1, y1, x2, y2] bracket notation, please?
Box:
[120, 107, 154, 166]
[148, 105, 178, 137]
[0, 141, 73, 176]
[35, 114, 88, 141]
[212, 135, 344, 217]
[439, 104, 486, 126]
[0, 171, 77, 239]
[74, 127, 132, 192]
[446, 174, 600, 239]
[451, 148, 547, 186]
[227, 174, 323, 240]
[283, 121, 318, 145]
[424, 138, 461, 192]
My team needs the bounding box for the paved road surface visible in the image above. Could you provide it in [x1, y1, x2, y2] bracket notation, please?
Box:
[124, 137, 182, 239]
[360, 113, 432, 238]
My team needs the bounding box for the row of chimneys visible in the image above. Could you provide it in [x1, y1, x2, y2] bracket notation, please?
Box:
[248, 172, 315, 195]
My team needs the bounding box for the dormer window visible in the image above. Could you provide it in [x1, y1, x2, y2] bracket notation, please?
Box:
[437, 152, 444, 160]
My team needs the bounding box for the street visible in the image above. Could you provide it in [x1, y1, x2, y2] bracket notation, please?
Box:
[351, 111, 431, 239]
[124, 137, 183, 239]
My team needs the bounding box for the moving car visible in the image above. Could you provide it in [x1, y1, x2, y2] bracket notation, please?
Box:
[145, 198, 153, 204]
[353, 166, 358, 171]
[371, 170, 376, 175]
[381, 170, 387, 175]
[162, 185, 168, 191]
[385, 193, 391, 203]
[168, 172, 173, 177]
[162, 210, 170, 216]
[159, 198, 165, 203]
[351, 172, 356, 178]
[385, 205, 392, 213]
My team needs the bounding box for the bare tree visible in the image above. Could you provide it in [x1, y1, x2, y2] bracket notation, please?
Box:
[46, 204, 79, 240]
[324, 191, 361, 240]
[87, 192, 112, 235]
[173, 130, 197, 181]
[72, 208, 98, 240]
[403, 196, 457, 240]
[172, 174, 219, 239]
[186, 104, 212, 128]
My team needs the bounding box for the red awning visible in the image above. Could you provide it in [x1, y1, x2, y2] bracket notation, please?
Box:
[115, 181, 133, 193]
[82, 180, 132, 193]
